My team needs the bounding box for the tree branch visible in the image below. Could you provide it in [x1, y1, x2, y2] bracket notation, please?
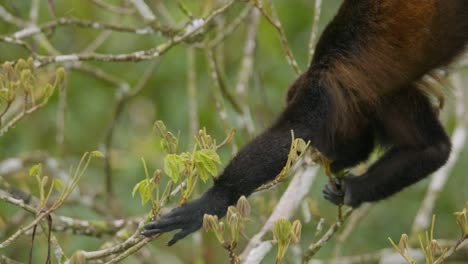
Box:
[241, 161, 319, 263]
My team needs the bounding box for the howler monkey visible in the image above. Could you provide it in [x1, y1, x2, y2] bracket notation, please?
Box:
[143, 0, 468, 245]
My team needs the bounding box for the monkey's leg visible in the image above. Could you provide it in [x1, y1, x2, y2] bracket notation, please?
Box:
[326, 88, 451, 207]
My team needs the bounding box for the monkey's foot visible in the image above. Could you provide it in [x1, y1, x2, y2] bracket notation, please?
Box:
[322, 177, 345, 205]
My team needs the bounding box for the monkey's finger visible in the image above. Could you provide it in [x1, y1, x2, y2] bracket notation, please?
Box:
[324, 183, 344, 196]
[323, 188, 337, 197]
[141, 218, 185, 236]
[144, 215, 184, 231]
[142, 224, 178, 236]
[323, 182, 345, 204]
[333, 177, 343, 188]
[323, 193, 343, 205]
[167, 226, 198, 246]
[141, 228, 163, 237]
[322, 187, 331, 195]
[331, 182, 344, 195]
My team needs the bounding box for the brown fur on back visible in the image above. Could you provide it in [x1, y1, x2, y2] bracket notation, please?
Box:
[311, 0, 468, 133]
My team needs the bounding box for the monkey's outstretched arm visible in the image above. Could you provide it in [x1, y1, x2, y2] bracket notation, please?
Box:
[142, 81, 329, 245]
[142, 128, 292, 245]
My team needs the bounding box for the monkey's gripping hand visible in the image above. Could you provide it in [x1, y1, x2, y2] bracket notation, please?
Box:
[322, 175, 361, 208]
[141, 186, 230, 246]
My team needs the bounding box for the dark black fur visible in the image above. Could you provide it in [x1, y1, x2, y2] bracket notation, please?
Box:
[143, 0, 468, 245]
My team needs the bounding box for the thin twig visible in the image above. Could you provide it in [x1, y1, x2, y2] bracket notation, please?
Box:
[241, 163, 319, 262]
[68, 63, 127, 87]
[82, 30, 112, 53]
[154, 0, 176, 24]
[128, 0, 157, 23]
[81, 218, 159, 261]
[205, 46, 240, 153]
[105, 236, 154, 263]
[0, 101, 48, 136]
[91, 0, 135, 15]
[0, 5, 27, 27]
[235, 8, 260, 137]
[0, 101, 12, 127]
[0, 35, 36, 55]
[302, 209, 353, 262]
[333, 204, 372, 257]
[84, 0, 145, 55]
[199, 4, 253, 48]
[436, 238, 468, 264]
[0, 210, 52, 249]
[104, 59, 160, 197]
[56, 74, 67, 152]
[253, 0, 301, 75]
[30, 0, 40, 24]
[187, 47, 199, 136]
[11, 18, 171, 39]
[208, 47, 244, 114]
[0, 255, 23, 264]
[0, 193, 37, 214]
[206, 48, 234, 131]
[308, 0, 322, 62]
[33, 0, 236, 67]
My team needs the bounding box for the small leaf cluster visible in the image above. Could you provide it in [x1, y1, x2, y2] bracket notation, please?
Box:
[133, 121, 231, 217]
[29, 151, 103, 210]
[273, 218, 302, 264]
[0, 58, 64, 113]
[389, 233, 417, 264]
[154, 120, 179, 154]
[160, 123, 223, 203]
[277, 131, 309, 180]
[29, 163, 64, 209]
[256, 131, 310, 191]
[202, 196, 251, 263]
[132, 159, 159, 206]
[164, 126, 221, 179]
[454, 202, 468, 239]
[390, 215, 448, 264]
[389, 204, 468, 264]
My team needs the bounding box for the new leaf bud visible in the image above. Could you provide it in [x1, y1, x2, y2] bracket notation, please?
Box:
[237, 196, 251, 217]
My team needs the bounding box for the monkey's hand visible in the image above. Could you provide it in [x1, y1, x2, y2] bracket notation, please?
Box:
[141, 187, 230, 246]
[322, 175, 361, 208]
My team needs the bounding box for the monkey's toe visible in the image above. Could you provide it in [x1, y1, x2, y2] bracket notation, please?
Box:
[322, 179, 345, 205]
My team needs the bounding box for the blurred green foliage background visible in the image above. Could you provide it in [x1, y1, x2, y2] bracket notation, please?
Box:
[0, 0, 467, 263]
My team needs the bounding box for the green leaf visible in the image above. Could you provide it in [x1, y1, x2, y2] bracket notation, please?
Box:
[29, 163, 42, 177]
[14, 59, 28, 73]
[41, 176, 49, 190]
[42, 84, 54, 104]
[194, 149, 220, 182]
[160, 138, 169, 153]
[154, 120, 178, 153]
[164, 154, 184, 183]
[295, 138, 308, 152]
[90, 150, 104, 158]
[140, 184, 150, 205]
[196, 165, 210, 182]
[69, 250, 86, 264]
[132, 179, 154, 205]
[55, 67, 66, 86]
[273, 218, 292, 243]
[132, 180, 144, 197]
[53, 179, 65, 191]
[198, 149, 221, 164]
[153, 120, 168, 137]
